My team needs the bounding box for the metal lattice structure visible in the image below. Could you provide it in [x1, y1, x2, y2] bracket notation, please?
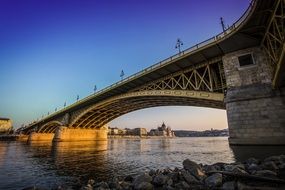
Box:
[262, 0, 285, 86]
[133, 59, 226, 93]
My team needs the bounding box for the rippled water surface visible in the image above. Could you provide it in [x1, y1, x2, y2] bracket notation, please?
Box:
[0, 137, 284, 189]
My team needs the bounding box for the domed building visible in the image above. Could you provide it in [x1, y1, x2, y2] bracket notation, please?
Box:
[149, 122, 175, 137]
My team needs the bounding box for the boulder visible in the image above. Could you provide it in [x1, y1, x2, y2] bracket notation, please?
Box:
[133, 173, 153, 190]
[244, 157, 259, 165]
[93, 182, 110, 190]
[247, 163, 261, 173]
[167, 172, 179, 183]
[181, 170, 200, 185]
[120, 181, 131, 190]
[124, 175, 134, 182]
[261, 161, 278, 171]
[183, 159, 205, 179]
[134, 182, 153, 190]
[254, 170, 277, 178]
[148, 169, 156, 176]
[221, 181, 235, 190]
[174, 181, 190, 189]
[152, 174, 168, 186]
[264, 156, 282, 165]
[204, 173, 223, 188]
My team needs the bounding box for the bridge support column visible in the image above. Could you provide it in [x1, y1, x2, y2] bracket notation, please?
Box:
[53, 126, 108, 142]
[28, 132, 54, 142]
[223, 47, 285, 145]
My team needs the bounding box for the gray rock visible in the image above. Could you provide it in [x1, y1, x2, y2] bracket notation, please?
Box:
[262, 161, 278, 171]
[87, 179, 95, 186]
[280, 155, 285, 163]
[124, 175, 134, 182]
[221, 181, 235, 190]
[166, 178, 173, 186]
[93, 182, 110, 190]
[134, 182, 153, 190]
[255, 170, 277, 178]
[237, 181, 278, 190]
[247, 163, 261, 173]
[181, 170, 200, 185]
[120, 181, 131, 190]
[152, 174, 168, 186]
[204, 173, 223, 188]
[167, 172, 179, 183]
[93, 182, 109, 189]
[148, 169, 156, 176]
[232, 167, 248, 175]
[224, 164, 247, 174]
[183, 159, 205, 179]
[264, 155, 282, 165]
[245, 157, 259, 165]
[203, 164, 218, 173]
[133, 173, 152, 190]
[224, 164, 236, 172]
[174, 181, 190, 190]
[279, 163, 285, 169]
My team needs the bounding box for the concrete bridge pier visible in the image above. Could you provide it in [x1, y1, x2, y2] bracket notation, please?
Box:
[53, 126, 108, 142]
[223, 47, 285, 145]
[28, 132, 55, 142]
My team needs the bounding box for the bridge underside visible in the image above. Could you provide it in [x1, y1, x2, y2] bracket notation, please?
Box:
[38, 91, 224, 133]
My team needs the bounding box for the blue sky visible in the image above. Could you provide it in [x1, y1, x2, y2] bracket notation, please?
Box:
[0, 0, 250, 130]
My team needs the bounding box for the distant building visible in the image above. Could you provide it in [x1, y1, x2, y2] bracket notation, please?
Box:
[0, 118, 13, 134]
[149, 122, 175, 137]
[127, 128, 147, 136]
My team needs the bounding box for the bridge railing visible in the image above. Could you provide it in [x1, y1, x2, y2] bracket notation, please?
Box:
[23, 0, 256, 130]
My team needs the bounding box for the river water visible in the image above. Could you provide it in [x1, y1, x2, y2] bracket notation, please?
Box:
[0, 137, 284, 189]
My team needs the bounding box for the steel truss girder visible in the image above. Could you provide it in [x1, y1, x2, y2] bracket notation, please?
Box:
[262, 0, 285, 86]
[132, 60, 226, 93]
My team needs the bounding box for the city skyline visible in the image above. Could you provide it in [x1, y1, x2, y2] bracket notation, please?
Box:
[0, 0, 250, 130]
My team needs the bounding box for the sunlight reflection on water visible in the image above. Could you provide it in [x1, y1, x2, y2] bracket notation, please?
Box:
[0, 137, 284, 189]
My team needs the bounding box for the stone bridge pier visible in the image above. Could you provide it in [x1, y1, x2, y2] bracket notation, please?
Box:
[27, 126, 108, 142]
[53, 126, 108, 142]
[223, 47, 285, 145]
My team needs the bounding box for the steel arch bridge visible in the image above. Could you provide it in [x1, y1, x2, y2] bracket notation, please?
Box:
[20, 0, 285, 145]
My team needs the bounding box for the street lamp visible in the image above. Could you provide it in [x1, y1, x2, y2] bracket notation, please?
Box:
[220, 17, 226, 32]
[120, 70, 125, 80]
[175, 38, 183, 53]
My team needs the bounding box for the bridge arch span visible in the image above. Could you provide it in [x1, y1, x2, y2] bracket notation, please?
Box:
[70, 90, 224, 129]
[38, 120, 63, 133]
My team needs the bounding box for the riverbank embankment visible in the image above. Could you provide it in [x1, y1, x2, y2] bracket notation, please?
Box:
[81, 155, 285, 190]
[108, 135, 175, 139]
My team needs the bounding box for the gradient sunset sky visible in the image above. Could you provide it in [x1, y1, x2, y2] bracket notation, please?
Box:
[0, 0, 250, 130]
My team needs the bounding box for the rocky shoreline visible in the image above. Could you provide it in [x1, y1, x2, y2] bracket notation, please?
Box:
[80, 155, 285, 190]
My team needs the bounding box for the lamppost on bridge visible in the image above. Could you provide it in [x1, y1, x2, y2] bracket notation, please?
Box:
[175, 38, 183, 54]
[220, 17, 226, 32]
[94, 85, 97, 93]
[120, 70, 125, 80]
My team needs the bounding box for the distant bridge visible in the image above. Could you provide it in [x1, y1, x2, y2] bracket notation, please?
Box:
[21, 0, 285, 145]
